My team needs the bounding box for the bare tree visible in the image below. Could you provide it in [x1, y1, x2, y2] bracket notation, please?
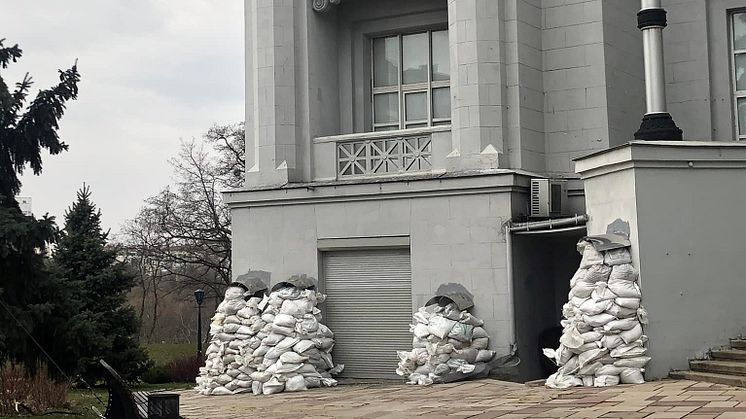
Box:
[118, 123, 244, 341]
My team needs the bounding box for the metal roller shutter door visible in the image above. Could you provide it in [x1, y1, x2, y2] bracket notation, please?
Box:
[322, 249, 412, 379]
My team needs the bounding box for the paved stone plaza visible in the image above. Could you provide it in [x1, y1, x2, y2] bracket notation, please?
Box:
[179, 379, 746, 418]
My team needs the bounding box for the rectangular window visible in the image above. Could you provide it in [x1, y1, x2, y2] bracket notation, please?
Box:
[371, 29, 450, 131]
[732, 12, 746, 139]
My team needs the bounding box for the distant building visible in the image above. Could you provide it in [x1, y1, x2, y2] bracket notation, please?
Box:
[17, 196, 32, 216]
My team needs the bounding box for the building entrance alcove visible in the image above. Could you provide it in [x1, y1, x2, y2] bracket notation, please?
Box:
[510, 227, 586, 382]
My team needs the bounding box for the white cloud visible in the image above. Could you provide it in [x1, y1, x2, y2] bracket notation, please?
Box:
[2, 0, 245, 232]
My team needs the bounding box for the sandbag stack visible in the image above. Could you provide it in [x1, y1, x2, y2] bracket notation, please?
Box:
[196, 286, 265, 395]
[246, 286, 343, 395]
[544, 239, 650, 388]
[396, 302, 495, 385]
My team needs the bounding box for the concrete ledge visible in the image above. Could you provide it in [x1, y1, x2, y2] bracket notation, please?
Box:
[224, 169, 534, 208]
[575, 140, 746, 179]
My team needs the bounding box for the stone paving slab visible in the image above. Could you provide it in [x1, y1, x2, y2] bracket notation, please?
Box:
[178, 379, 746, 418]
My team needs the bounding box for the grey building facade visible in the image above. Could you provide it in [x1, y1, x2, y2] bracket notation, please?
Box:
[225, 0, 745, 381]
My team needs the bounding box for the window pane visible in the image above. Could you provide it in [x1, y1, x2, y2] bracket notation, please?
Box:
[373, 37, 399, 88]
[432, 87, 451, 119]
[738, 97, 746, 136]
[402, 33, 428, 84]
[736, 53, 746, 91]
[405, 92, 427, 122]
[374, 93, 399, 124]
[431, 30, 450, 81]
[735, 13, 746, 51]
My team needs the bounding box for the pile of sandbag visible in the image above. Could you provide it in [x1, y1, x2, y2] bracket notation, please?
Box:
[196, 286, 265, 395]
[544, 239, 650, 388]
[246, 286, 343, 395]
[396, 302, 495, 385]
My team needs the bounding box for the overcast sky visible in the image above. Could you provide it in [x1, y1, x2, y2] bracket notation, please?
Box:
[2, 0, 244, 233]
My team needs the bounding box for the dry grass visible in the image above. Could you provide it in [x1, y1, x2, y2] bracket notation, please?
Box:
[0, 362, 69, 416]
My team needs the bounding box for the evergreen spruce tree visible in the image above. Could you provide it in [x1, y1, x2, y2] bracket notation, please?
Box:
[0, 38, 79, 369]
[53, 185, 150, 381]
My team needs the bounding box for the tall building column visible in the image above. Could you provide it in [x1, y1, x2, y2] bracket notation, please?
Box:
[447, 0, 506, 170]
[245, 0, 299, 187]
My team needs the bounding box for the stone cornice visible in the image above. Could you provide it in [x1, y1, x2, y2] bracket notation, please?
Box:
[223, 170, 532, 208]
[312, 0, 341, 13]
[575, 140, 746, 179]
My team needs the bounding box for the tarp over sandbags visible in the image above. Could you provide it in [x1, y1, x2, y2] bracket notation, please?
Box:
[544, 236, 650, 388]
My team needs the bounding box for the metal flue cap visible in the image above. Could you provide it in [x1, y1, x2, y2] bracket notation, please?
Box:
[232, 271, 270, 296]
[425, 283, 475, 311]
[271, 273, 317, 292]
[580, 233, 631, 252]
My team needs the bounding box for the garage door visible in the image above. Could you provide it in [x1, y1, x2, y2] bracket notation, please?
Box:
[322, 249, 412, 379]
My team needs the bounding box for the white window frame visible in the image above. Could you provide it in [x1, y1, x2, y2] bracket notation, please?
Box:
[371, 29, 450, 131]
[730, 11, 746, 140]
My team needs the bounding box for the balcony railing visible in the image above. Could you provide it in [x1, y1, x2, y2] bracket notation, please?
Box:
[313, 126, 451, 181]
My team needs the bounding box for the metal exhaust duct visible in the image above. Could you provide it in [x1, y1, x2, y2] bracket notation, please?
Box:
[634, 0, 683, 141]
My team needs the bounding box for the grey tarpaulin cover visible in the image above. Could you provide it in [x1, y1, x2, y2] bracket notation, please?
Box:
[580, 234, 631, 252]
[271, 273, 317, 292]
[425, 283, 475, 311]
[232, 271, 270, 296]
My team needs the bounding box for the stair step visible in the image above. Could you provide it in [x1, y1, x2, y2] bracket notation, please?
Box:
[732, 339, 746, 350]
[712, 349, 746, 361]
[670, 370, 746, 387]
[690, 360, 746, 376]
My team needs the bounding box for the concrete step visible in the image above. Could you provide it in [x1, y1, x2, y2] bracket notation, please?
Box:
[712, 349, 746, 361]
[690, 360, 746, 376]
[732, 339, 746, 350]
[670, 370, 746, 387]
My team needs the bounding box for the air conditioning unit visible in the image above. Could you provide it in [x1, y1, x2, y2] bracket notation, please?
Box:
[530, 178, 568, 218]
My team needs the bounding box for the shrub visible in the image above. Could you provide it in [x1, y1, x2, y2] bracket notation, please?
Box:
[164, 355, 201, 383]
[141, 355, 201, 384]
[0, 361, 69, 415]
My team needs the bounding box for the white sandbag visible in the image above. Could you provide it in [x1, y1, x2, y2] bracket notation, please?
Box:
[578, 361, 602, 376]
[570, 269, 588, 288]
[471, 337, 489, 350]
[608, 280, 641, 298]
[595, 364, 624, 376]
[261, 313, 275, 323]
[609, 264, 638, 283]
[606, 304, 638, 319]
[476, 350, 495, 362]
[273, 313, 297, 328]
[615, 297, 641, 309]
[546, 372, 583, 389]
[223, 323, 241, 334]
[592, 282, 618, 301]
[276, 336, 300, 350]
[619, 323, 644, 344]
[610, 342, 648, 358]
[448, 322, 474, 342]
[583, 264, 612, 284]
[264, 345, 290, 360]
[578, 241, 604, 268]
[279, 351, 308, 364]
[570, 281, 595, 298]
[637, 307, 649, 325]
[293, 340, 315, 354]
[412, 323, 430, 339]
[601, 335, 625, 349]
[613, 356, 651, 368]
[304, 376, 321, 388]
[580, 331, 603, 343]
[579, 298, 613, 316]
[262, 333, 284, 346]
[280, 299, 310, 316]
[427, 316, 457, 339]
[578, 348, 608, 368]
[211, 386, 233, 396]
[285, 375, 308, 392]
[604, 248, 632, 266]
[262, 377, 285, 395]
[582, 376, 594, 387]
[603, 318, 638, 332]
[271, 324, 296, 336]
[594, 375, 620, 387]
[275, 361, 303, 374]
[619, 368, 645, 384]
[251, 381, 263, 395]
[583, 313, 616, 327]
